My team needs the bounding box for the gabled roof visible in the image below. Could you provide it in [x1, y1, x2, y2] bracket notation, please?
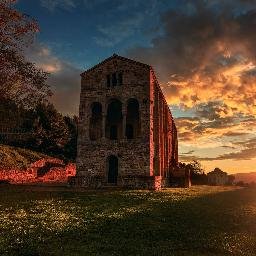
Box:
[80, 54, 150, 76]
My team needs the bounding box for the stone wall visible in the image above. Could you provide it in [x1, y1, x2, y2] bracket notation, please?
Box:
[69, 175, 162, 190]
[150, 69, 178, 179]
[77, 55, 151, 181]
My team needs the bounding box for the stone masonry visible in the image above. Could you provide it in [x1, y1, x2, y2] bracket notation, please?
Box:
[75, 54, 178, 189]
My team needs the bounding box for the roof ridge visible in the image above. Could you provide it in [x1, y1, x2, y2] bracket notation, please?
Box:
[80, 54, 150, 76]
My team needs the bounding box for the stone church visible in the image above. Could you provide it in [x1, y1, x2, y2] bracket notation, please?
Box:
[75, 54, 178, 189]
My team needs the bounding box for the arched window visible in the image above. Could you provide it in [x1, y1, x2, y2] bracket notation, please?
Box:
[126, 98, 140, 139]
[106, 99, 122, 140]
[89, 102, 102, 141]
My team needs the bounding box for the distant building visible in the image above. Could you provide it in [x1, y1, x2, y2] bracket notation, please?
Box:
[207, 168, 229, 185]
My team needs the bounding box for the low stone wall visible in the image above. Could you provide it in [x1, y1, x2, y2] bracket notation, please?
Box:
[120, 175, 162, 190]
[170, 169, 191, 188]
[30, 158, 64, 168]
[0, 169, 37, 183]
[69, 175, 163, 190]
[0, 159, 76, 184]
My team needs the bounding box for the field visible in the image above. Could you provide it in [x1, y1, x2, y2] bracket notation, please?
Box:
[0, 185, 255, 256]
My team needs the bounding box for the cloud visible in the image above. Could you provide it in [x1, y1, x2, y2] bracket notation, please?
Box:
[125, 0, 256, 167]
[40, 0, 76, 12]
[93, 0, 164, 47]
[25, 43, 81, 115]
[176, 113, 256, 161]
[127, 0, 256, 116]
[94, 13, 144, 47]
[180, 150, 195, 155]
[223, 131, 249, 137]
[180, 143, 256, 162]
[195, 101, 235, 120]
[202, 137, 256, 161]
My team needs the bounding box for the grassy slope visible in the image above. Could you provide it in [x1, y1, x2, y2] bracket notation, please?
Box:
[0, 144, 48, 170]
[0, 185, 255, 256]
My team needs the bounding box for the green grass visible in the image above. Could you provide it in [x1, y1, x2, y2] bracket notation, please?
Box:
[0, 185, 255, 256]
[0, 144, 47, 170]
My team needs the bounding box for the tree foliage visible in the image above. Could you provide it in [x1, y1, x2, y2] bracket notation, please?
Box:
[0, 2, 76, 160]
[0, 0, 51, 107]
[178, 160, 207, 185]
[0, 99, 78, 160]
[27, 103, 78, 160]
[178, 160, 204, 175]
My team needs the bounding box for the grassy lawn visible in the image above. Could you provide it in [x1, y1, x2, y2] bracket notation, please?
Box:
[0, 185, 255, 256]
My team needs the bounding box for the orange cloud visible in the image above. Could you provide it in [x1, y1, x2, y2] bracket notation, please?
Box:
[164, 61, 256, 116]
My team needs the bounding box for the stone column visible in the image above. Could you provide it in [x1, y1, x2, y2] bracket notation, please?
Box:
[102, 114, 106, 138]
[102, 100, 107, 139]
[122, 113, 127, 139]
[122, 103, 127, 139]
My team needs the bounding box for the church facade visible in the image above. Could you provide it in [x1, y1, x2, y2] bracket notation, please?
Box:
[75, 54, 178, 189]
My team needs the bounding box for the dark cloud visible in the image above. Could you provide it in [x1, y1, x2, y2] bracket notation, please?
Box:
[221, 145, 236, 149]
[223, 131, 249, 137]
[176, 115, 242, 140]
[127, 0, 256, 117]
[128, 0, 256, 80]
[181, 150, 195, 155]
[193, 117, 239, 133]
[183, 137, 256, 161]
[202, 148, 256, 161]
[195, 101, 233, 120]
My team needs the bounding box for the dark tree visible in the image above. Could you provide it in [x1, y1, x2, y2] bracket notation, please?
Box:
[178, 160, 207, 185]
[63, 116, 78, 161]
[0, 0, 51, 107]
[29, 103, 69, 156]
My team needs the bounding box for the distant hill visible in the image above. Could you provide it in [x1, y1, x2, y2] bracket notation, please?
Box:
[0, 144, 48, 170]
[234, 172, 256, 184]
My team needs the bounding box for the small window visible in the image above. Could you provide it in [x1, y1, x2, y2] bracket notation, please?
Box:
[118, 73, 123, 86]
[112, 73, 117, 87]
[107, 75, 111, 87]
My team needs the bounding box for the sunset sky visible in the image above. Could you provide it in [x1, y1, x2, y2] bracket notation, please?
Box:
[16, 0, 256, 174]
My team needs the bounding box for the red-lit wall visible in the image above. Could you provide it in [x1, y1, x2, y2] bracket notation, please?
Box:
[150, 68, 178, 178]
[0, 158, 76, 184]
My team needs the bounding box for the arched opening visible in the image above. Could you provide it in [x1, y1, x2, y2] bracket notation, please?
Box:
[106, 99, 122, 140]
[107, 155, 118, 184]
[89, 102, 102, 141]
[126, 98, 140, 139]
